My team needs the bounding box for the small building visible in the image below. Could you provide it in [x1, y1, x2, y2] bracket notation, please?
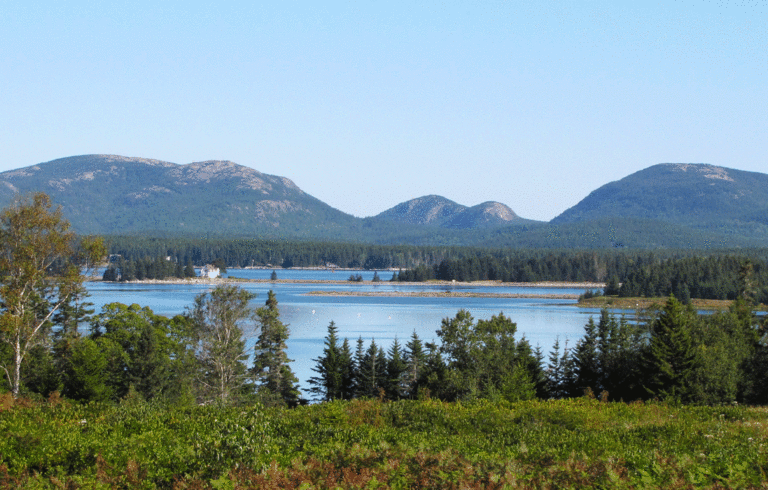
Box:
[199, 264, 220, 279]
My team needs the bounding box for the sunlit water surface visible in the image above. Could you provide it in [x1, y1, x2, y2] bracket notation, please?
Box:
[85, 269, 607, 397]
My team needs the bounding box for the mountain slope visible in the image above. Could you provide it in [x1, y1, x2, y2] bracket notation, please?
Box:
[0, 155, 359, 236]
[552, 163, 768, 239]
[373, 195, 467, 226]
[374, 196, 527, 229]
[443, 201, 522, 229]
[1, 156, 766, 248]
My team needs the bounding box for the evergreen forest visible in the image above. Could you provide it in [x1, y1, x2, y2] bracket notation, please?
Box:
[2, 194, 768, 487]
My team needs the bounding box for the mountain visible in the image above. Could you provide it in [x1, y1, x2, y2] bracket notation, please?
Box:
[373, 195, 466, 226]
[552, 163, 768, 240]
[373, 196, 527, 229]
[443, 202, 522, 229]
[1, 156, 766, 248]
[0, 155, 359, 236]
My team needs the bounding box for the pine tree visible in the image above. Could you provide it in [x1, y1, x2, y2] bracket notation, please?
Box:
[404, 331, 425, 398]
[643, 295, 699, 402]
[357, 340, 383, 398]
[604, 275, 620, 296]
[596, 309, 617, 393]
[184, 261, 196, 278]
[352, 336, 366, 397]
[51, 283, 95, 394]
[385, 337, 407, 400]
[547, 337, 565, 398]
[376, 346, 388, 397]
[572, 317, 600, 396]
[252, 290, 300, 405]
[339, 337, 355, 400]
[308, 321, 346, 401]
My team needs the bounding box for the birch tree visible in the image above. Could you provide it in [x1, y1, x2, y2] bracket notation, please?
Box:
[0, 193, 104, 398]
[191, 285, 255, 404]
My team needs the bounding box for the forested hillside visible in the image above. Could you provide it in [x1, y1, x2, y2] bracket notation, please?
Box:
[552, 163, 768, 240]
[2, 157, 767, 247]
[0, 155, 360, 236]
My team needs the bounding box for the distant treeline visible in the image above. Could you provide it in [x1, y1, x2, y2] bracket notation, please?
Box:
[394, 252, 768, 303]
[103, 236, 768, 301]
[614, 255, 768, 303]
[104, 236, 476, 270]
[102, 256, 198, 281]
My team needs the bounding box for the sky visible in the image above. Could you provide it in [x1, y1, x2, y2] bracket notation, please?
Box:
[1, 1, 766, 222]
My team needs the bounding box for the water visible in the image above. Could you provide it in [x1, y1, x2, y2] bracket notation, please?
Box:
[85, 270, 604, 397]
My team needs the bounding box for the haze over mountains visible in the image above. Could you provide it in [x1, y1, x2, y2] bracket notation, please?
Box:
[1, 155, 766, 248]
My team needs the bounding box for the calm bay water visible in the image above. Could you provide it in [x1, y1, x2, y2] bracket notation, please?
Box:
[85, 269, 605, 397]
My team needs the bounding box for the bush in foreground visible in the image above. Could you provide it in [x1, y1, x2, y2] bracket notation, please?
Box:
[1, 394, 766, 488]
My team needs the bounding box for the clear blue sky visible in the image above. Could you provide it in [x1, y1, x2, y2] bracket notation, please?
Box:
[1, 1, 766, 221]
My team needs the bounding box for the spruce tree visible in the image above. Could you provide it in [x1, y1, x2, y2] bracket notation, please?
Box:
[385, 337, 407, 400]
[184, 261, 196, 278]
[308, 321, 345, 401]
[547, 337, 565, 398]
[572, 317, 600, 396]
[352, 336, 366, 397]
[643, 295, 699, 402]
[357, 340, 383, 398]
[339, 337, 355, 400]
[252, 290, 300, 405]
[404, 331, 425, 398]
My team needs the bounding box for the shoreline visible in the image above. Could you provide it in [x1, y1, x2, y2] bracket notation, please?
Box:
[305, 290, 580, 299]
[93, 277, 604, 289]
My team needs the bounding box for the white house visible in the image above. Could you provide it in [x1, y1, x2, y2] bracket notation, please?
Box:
[199, 264, 220, 279]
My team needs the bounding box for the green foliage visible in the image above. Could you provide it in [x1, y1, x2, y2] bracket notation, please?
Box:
[308, 322, 353, 402]
[0, 193, 104, 398]
[63, 337, 113, 402]
[432, 310, 538, 402]
[251, 291, 300, 406]
[103, 255, 188, 281]
[190, 285, 256, 405]
[87, 303, 195, 402]
[1, 397, 766, 488]
[643, 296, 700, 402]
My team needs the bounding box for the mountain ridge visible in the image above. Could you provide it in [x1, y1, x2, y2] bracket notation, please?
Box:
[1, 156, 766, 248]
[552, 163, 768, 240]
[372, 195, 526, 229]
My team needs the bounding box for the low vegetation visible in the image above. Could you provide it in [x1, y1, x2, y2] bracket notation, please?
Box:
[1, 395, 767, 489]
